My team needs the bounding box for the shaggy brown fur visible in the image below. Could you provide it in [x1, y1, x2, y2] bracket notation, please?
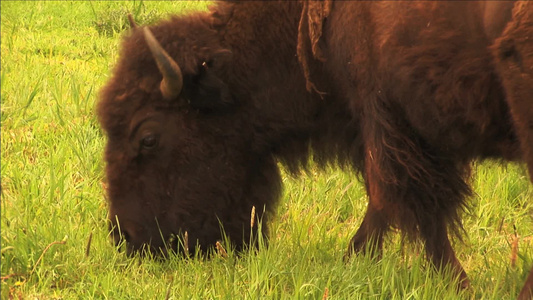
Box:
[98, 0, 531, 296]
[491, 2, 533, 298]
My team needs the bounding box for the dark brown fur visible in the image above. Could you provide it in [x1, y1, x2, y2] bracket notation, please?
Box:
[98, 1, 531, 296]
[491, 2, 533, 298]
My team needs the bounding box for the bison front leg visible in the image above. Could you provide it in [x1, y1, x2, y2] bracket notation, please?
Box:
[345, 149, 391, 259]
[351, 110, 472, 289]
[345, 203, 388, 258]
[417, 213, 470, 289]
[394, 156, 471, 290]
[394, 156, 471, 289]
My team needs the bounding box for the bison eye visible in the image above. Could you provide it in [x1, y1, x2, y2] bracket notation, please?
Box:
[140, 135, 158, 150]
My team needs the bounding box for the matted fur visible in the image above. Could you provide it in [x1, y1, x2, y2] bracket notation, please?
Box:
[98, 0, 531, 296]
[491, 2, 533, 298]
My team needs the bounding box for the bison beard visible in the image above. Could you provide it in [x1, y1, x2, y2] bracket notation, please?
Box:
[98, 1, 532, 298]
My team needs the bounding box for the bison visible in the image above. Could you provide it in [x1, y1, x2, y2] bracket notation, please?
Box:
[97, 1, 532, 298]
[491, 2, 533, 298]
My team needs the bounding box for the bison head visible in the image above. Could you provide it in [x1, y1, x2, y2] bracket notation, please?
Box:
[98, 23, 281, 256]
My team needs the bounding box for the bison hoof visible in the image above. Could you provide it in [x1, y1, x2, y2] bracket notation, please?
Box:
[343, 235, 383, 262]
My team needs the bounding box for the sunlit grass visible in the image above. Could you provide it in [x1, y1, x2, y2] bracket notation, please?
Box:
[1, 1, 532, 299]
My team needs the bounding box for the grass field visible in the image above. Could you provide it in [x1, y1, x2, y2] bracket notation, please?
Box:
[1, 1, 532, 299]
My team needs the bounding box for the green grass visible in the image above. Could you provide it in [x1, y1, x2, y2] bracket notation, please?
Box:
[1, 1, 532, 299]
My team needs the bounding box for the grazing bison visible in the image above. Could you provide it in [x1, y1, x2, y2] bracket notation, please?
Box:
[98, 1, 532, 297]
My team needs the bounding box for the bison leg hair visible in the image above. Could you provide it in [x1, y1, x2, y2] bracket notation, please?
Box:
[353, 102, 472, 289]
[345, 148, 391, 259]
[347, 148, 470, 289]
[519, 268, 533, 300]
[345, 201, 389, 259]
[418, 215, 470, 289]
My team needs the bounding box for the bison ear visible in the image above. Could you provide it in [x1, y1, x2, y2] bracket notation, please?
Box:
[182, 52, 235, 112]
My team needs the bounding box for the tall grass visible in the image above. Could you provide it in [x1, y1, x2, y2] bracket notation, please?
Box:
[1, 1, 532, 299]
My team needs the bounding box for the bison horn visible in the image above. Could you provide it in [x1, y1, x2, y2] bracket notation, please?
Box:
[143, 27, 183, 100]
